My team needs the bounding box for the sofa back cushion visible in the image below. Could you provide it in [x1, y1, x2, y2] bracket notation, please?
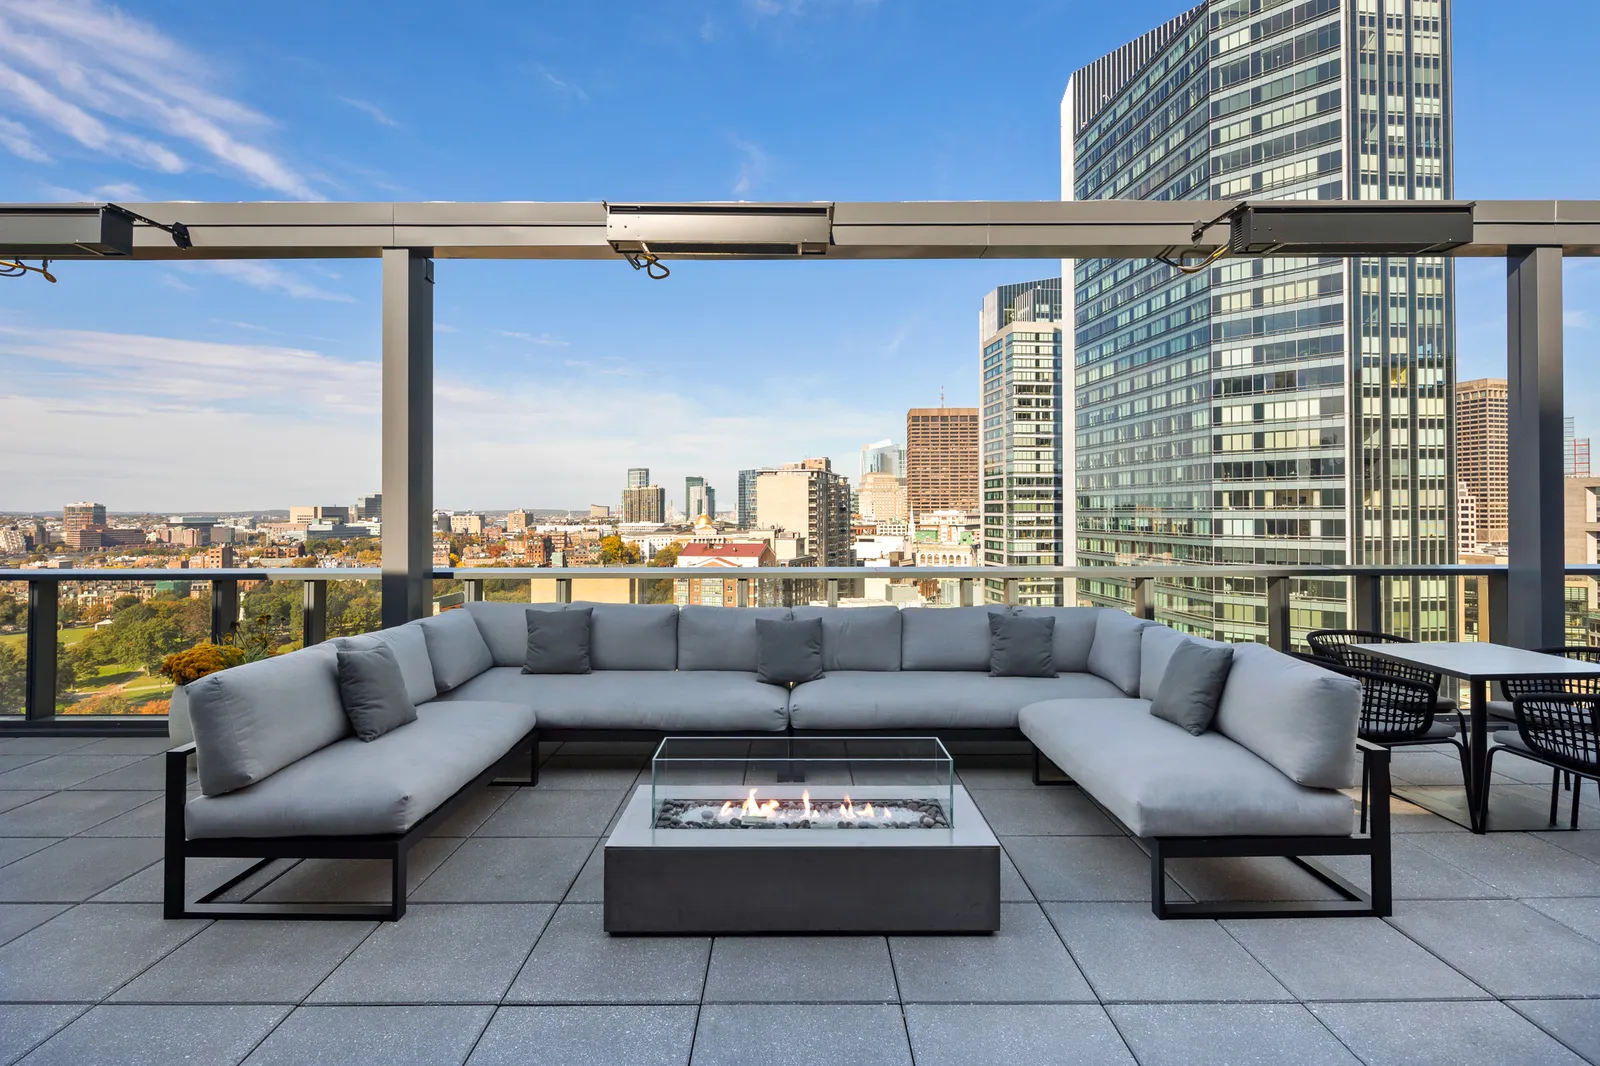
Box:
[1017, 607, 1100, 673]
[901, 606, 994, 671]
[188, 644, 350, 796]
[336, 622, 437, 705]
[678, 606, 791, 671]
[790, 606, 902, 671]
[1086, 609, 1150, 695]
[1138, 624, 1227, 700]
[418, 609, 495, 691]
[572, 603, 679, 671]
[465, 602, 563, 667]
[1213, 642, 1360, 789]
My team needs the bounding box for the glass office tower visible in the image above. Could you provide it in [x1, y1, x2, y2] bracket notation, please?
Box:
[1062, 0, 1454, 642]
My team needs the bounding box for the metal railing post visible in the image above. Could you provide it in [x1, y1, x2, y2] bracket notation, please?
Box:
[1487, 570, 1510, 646]
[1266, 576, 1290, 651]
[210, 577, 239, 643]
[782, 578, 794, 608]
[301, 580, 327, 646]
[463, 578, 484, 603]
[556, 578, 572, 604]
[736, 578, 750, 608]
[24, 580, 57, 720]
[1353, 574, 1382, 632]
[1004, 577, 1020, 606]
[826, 579, 839, 607]
[959, 578, 975, 607]
[1131, 577, 1155, 621]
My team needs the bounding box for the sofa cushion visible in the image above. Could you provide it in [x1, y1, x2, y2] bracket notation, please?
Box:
[756, 617, 824, 685]
[1086, 609, 1149, 695]
[432, 667, 791, 731]
[1150, 642, 1233, 736]
[901, 606, 994, 671]
[336, 643, 418, 741]
[989, 611, 1056, 678]
[418, 609, 495, 691]
[185, 701, 537, 839]
[187, 644, 350, 797]
[336, 622, 437, 705]
[788, 670, 1126, 730]
[1017, 607, 1100, 672]
[524, 607, 592, 674]
[1138, 624, 1227, 701]
[678, 606, 790, 671]
[576, 603, 678, 671]
[1020, 698, 1354, 837]
[1213, 643, 1360, 790]
[791, 606, 902, 671]
[466, 601, 563, 667]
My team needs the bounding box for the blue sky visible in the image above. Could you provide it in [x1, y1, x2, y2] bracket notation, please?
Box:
[0, 0, 1596, 512]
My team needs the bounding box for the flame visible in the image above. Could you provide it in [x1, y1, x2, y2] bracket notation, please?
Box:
[718, 801, 732, 820]
[840, 794, 855, 821]
[861, 802, 875, 818]
[802, 790, 813, 819]
[741, 788, 759, 816]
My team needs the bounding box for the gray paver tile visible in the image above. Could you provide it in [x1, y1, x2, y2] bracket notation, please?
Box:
[0, 838, 161, 902]
[1509, 1000, 1600, 1065]
[1387, 900, 1600, 998]
[0, 791, 151, 837]
[411, 836, 593, 903]
[478, 789, 626, 836]
[62, 757, 165, 791]
[1223, 916, 1488, 1001]
[89, 856, 269, 904]
[309, 904, 552, 1004]
[563, 842, 603, 903]
[0, 904, 205, 1001]
[242, 1005, 492, 1066]
[430, 786, 513, 838]
[0, 839, 55, 870]
[1521, 897, 1600, 944]
[0, 758, 45, 776]
[0, 904, 68, 949]
[1107, 1003, 1362, 1066]
[69, 737, 179, 757]
[890, 902, 1094, 1003]
[998, 850, 1033, 901]
[968, 788, 1119, 835]
[1165, 855, 1345, 902]
[1311, 1000, 1588, 1066]
[1407, 832, 1600, 897]
[113, 920, 375, 1004]
[904, 1004, 1137, 1066]
[74, 798, 163, 837]
[0, 1005, 87, 1066]
[247, 836, 461, 904]
[956, 763, 1036, 790]
[0, 793, 49, 818]
[531, 759, 644, 790]
[466, 1005, 696, 1066]
[18, 1004, 288, 1066]
[1317, 836, 1506, 900]
[704, 936, 896, 1003]
[1536, 827, 1600, 863]
[690, 1004, 912, 1066]
[0, 757, 143, 791]
[1003, 835, 1187, 902]
[0, 740, 95, 756]
[506, 903, 709, 1004]
[1045, 902, 1290, 1002]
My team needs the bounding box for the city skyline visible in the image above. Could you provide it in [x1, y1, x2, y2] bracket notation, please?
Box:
[0, 2, 1596, 512]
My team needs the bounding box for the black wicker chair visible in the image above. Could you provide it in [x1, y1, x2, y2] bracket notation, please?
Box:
[1307, 629, 1464, 727]
[1485, 695, 1600, 829]
[1497, 647, 1600, 813]
[1314, 659, 1470, 833]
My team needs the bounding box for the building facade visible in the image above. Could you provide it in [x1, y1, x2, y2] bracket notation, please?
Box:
[1063, 0, 1455, 641]
[685, 477, 717, 523]
[736, 469, 766, 530]
[63, 502, 106, 533]
[621, 485, 666, 524]
[860, 439, 905, 481]
[858, 471, 909, 523]
[1456, 377, 1507, 549]
[979, 279, 1068, 606]
[754, 459, 853, 567]
[906, 408, 980, 519]
[626, 468, 650, 490]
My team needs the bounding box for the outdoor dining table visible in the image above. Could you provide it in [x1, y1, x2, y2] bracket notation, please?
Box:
[1351, 642, 1600, 833]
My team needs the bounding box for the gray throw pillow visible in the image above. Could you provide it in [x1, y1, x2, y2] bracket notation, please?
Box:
[755, 616, 824, 686]
[989, 610, 1056, 677]
[335, 643, 418, 742]
[1151, 641, 1235, 736]
[524, 607, 593, 674]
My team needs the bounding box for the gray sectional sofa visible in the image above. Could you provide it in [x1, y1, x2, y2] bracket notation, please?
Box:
[166, 600, 1391, 922]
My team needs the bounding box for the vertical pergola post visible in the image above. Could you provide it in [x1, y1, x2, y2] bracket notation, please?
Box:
[381, 248, 435, 628]
[1505, 247, 1565, 648]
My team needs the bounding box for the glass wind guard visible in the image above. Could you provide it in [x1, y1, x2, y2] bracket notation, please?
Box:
[650, 736, 954, 831]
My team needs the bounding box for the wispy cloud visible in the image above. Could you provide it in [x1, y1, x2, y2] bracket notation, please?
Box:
[193, 260, 355, 303]
[157, 273, 195, 293]
[338, 96, 399, 128]
[0, 112, 44, 159]
[730, 135, 768, 195]
[493, 329, 568, 347]
[0, 0, 319, 198]
[534, 64, 588, 103]
[434, 322, 458, 334]
[1566, 310, 1592, 329]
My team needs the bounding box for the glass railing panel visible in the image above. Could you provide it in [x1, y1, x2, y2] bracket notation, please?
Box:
[56, 578, 209, 716]
[0, 581, 24, 717]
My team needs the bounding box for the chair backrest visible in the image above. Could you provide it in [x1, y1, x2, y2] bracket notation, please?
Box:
[1306, 629, 1441, 693]
[1512, 695, 1600, 774]
[1502, 647, 1600, 699]
[1322, 660, 1438, 742]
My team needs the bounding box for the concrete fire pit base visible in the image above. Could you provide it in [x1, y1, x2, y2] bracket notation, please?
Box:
[602, 784, 1000, 934]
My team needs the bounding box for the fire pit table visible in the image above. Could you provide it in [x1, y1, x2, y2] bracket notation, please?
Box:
[603, 736, 1000, 934]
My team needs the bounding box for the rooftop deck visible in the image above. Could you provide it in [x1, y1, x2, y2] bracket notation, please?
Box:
[0, 737, 1595, 1065]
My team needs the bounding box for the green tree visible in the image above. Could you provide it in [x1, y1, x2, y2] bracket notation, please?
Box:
[0, 642, 24, 714]
[599, 535, 642, 566]
[55, 639, 77, 698]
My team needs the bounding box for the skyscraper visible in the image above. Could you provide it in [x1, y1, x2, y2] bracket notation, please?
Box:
[755, 459, 853, 567]
[685, 477, 717, 522]
[906, 408, 979, 520]
[979, 279, 1066, 606]
[1456, 378, 1507, 549]
[736, 469, 766, 530]
[859, 440, 905, 481]
[63, 501, 106, 533]
[626, 468, 650, 490]
[1063, 0, 1455, 641]
[621, 485, 666, 524]
[1565, 416, 1591, 478]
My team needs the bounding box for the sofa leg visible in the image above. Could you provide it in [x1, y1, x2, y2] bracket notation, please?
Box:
[529, 730, 539, 787]
[389, 849, 408, 922]
[1149, 840, 1168, 919]
[1031, 747, 1073, 786]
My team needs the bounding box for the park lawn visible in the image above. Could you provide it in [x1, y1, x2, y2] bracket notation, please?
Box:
[1, 627, 94, 649]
